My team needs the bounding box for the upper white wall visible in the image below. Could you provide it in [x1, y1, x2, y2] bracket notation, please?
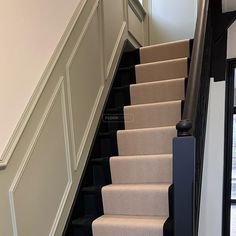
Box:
[148, 0, 197, 44]
[0, 0, 82, 160]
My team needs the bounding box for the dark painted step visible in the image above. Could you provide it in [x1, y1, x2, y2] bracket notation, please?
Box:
[119, 48, 140, 67]
[113, 66, 136, 87]
[107, 85, 131, 108]
[164, 218, 173, 236]
[90, 131, 118, 158]
[100, 107, 125, 132]
[82, 186, 103, 216]
[164, 184, 174, 236]
[71, 215, 98, 236]
[90, 157, 111, 186]
[81, 164, 94, 187]
[99, 131, 118, 157]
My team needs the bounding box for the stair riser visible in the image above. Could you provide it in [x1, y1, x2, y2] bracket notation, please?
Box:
[113, 67, 136, 87]
[91, 135, 118, 158]
[124, 101, 182, 129]
[130, 79, 185, 105]
[101, 112, 124, 132]
[135, 58, 188, 84]
[100, 121, 124, 132]
[72, 226, 92, 236]
[140, 39, 191, 64]
[120, 48, 140, 67]
[107, 86, 131, 108]
[93, 164, 111, 186]
[110, 155, 172, 184]
[102, 185, 170, 216]
[93, 220, 164, 236]
[83, 193, 103, 216]
[117, 127, 176, 156]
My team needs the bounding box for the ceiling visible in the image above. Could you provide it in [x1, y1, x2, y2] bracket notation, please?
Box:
[222, 0, 236, 12]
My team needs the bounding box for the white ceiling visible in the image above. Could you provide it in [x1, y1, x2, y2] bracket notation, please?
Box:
[222, 0, 236, 13]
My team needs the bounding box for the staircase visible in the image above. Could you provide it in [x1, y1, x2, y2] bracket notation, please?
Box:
[65, 39, 192, 236]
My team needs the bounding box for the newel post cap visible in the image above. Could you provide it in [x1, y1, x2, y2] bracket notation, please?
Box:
[176, 119, 192, 137]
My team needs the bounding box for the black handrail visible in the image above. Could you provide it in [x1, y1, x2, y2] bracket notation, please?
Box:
[183, 0, 209, 126]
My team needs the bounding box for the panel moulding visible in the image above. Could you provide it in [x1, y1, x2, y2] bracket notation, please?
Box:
[66, 0, 104, 170]
[9, 77, 72, 236]
[105, 21, 127, 78]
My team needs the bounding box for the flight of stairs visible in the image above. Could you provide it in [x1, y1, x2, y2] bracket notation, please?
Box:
[66, 39, 192, 236]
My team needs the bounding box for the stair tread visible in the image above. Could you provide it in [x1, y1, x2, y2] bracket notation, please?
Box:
[101, 184, 170, 216]
[110, 155, 172, 184]
[130, 77, 186, 88]
[130, 77, 186, 105]
[135, 57, 188, 84]
[124, 99, 182, 109]
[141, 38, 190, 50]
[124, 100, 182, 129]
[92, 215, 167, 236]
[136, 56, 188, 67]
[102, 183, 171, 190]
[93, 214, 167, 225]
[140, 39, 191, 64]
[117, 125, 176, 134]
[117, 126, 176, 156]
[111, 154, 172, 158]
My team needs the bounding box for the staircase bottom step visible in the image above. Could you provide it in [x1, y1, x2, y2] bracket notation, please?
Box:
[92, 215, 167, 236]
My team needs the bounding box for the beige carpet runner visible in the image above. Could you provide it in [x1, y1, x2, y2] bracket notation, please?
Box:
[92, 39, 191, 236]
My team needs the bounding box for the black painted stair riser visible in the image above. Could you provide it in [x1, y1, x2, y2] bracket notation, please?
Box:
[119, 48, 140, 67]
[90, 157, 111, 186]
[107, 85, 131, 108]
[113, 67, 136, 87]
[71, 216, 97, 236]
[82, 186, 103, 216]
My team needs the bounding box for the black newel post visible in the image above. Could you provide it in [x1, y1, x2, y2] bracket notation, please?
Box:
[173, 119, 195, 236]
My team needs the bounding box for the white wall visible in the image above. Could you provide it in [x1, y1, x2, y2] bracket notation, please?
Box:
[198, 79, 225, 236]
[148, 0, 197, 44]
[0, 0, 82, 164]
[199, 13, 236, 236]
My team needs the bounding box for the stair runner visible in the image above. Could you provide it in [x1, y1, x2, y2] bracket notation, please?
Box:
[90, 39, 192, 236]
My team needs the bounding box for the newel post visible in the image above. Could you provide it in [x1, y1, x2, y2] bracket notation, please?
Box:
[173, 120, 196, 236]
